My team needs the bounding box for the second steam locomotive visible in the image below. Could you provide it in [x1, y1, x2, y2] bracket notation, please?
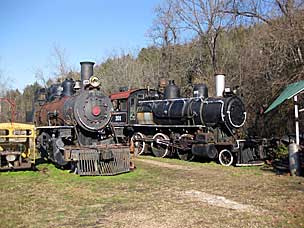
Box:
[34, 61, 130, 175]
[110, 75, 266, 166]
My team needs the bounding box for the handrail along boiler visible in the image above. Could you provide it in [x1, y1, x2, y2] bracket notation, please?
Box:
[34, 61, 130, 175]
[110, 74, 266, 166]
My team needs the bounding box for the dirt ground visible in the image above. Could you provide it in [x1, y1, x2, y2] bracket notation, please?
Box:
[0, 156, 303, 228]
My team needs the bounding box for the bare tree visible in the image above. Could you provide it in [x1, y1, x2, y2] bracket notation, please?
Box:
[34, 68, 49, 87]
[51, 44, 71, 78]
[150, 0, 235, 74]
[148, 1, 180, 81]
[149, 0, 179, 46]
[0, 67, 11, 97]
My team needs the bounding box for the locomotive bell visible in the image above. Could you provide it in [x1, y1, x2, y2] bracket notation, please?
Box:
[74, 80, 81, 90]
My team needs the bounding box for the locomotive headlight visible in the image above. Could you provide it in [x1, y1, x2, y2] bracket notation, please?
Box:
[89, 76, 100, 88]
[6, 154, 17, 162]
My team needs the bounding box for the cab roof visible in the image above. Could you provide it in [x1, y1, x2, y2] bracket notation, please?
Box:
[110, 89, 138, 100]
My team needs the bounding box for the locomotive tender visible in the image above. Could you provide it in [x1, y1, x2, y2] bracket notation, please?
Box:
[110, 75, 266, 166]
[34, 61, 130, 175]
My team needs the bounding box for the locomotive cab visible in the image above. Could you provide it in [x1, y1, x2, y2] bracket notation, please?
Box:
[110, 89, 161, 142]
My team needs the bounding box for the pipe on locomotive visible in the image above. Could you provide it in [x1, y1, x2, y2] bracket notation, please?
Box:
[215, 73, 225, 97]
[80, 61, 95, 90]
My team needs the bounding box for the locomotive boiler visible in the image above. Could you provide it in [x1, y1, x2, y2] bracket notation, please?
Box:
[110, 74, 266, 166]
[35, 61, 130, 175]
[138, 81, 246, 136]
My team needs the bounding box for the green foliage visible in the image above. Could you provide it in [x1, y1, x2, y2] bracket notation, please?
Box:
[275, 144, 289, 159]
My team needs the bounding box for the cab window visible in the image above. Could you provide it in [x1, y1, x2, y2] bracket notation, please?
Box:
[120, 99, 127, 111]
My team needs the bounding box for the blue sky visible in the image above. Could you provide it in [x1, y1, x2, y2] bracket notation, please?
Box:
[0, 0, 161, 91]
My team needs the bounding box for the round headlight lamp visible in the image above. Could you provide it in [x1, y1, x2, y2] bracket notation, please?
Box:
[6, 154, 17, 162]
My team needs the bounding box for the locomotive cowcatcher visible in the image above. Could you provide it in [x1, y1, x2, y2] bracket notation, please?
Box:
[110, 75, 267, 166]
[34, 61, 130, 175]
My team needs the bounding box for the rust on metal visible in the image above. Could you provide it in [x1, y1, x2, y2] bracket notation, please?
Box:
[63, 144, 131, 176]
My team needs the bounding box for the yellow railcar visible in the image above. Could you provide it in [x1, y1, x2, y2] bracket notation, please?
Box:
[0, 123, 36, 170]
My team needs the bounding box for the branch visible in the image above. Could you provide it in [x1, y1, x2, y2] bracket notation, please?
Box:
[219, 9, 271, 25]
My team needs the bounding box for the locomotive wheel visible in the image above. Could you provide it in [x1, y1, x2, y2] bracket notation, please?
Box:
[219, 149, 234, 166]
[177, 134, 195, 161]
[151, 133, 170, 158]
[131, 132, 147, 156]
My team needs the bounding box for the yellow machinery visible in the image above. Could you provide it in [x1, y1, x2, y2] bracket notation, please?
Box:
[0, 123, 36, 170]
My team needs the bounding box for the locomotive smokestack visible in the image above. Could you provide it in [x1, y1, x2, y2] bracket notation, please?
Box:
[80, 61, 95, 88]
[215, 73, 225, 97]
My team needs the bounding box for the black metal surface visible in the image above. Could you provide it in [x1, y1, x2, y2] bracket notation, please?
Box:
[151, 133, 170, 157]
[192, 144, 218, 159]
[151, 99, 188, 125]
[189, 98, 204, 125]
[202, 96, 246, 133]
[71, 90, 113, 132]
[176, 135, 195, 161]
[62, 78, 75, 97]
[47, 84, 61, 101]
[193, 84, 208, 98]
[139, 95, 246, 132]
[80, 61, 94, 83]
[224, 96, 246, 128]
[164, 80, 180, 99]
[236, 140, 265, 165]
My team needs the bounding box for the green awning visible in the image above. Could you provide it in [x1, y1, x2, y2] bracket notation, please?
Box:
[264, 80, 304, 113]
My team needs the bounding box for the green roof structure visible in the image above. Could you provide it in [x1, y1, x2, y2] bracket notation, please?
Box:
[265, 80, 304, 113]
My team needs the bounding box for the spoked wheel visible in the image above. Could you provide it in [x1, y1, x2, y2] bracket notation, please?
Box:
[131, 132, 147, 156]
[151, 133, 170, 158]
[219, 149, 234, 166]
[177, 134, 195, 161]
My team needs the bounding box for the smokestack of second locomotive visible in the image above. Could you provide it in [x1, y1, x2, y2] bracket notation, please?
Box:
[80, 61, 95, 86]
[214, 73, 225, 97]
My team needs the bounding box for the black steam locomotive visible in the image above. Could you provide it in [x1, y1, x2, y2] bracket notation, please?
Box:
[110, 76, 266, 166]
[34, 61, 130, 175]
